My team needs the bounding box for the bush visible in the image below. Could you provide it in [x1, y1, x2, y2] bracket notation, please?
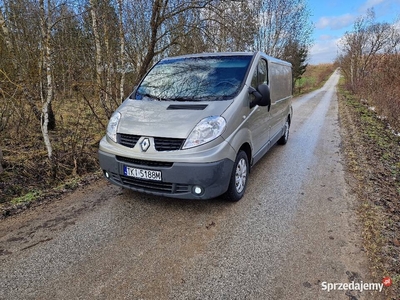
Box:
[359, 54, 400, 131]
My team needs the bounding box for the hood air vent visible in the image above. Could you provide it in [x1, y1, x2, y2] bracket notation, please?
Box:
[167, 104, 208, 110]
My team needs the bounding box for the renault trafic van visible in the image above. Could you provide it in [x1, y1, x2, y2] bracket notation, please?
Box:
[98, 51, 293, 201]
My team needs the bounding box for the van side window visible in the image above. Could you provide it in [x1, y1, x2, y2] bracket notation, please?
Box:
[251, 59, 269, 87]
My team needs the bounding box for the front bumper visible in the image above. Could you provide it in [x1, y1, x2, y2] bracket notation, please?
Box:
[98, 150, 234, 200]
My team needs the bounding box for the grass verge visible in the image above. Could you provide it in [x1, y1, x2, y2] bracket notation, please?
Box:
[338, 79, 400, 299]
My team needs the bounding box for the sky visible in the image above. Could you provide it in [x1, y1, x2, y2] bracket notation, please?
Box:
[307, 0, 400, 64]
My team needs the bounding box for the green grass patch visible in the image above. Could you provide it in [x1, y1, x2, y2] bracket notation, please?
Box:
[11, 190, 42, 205]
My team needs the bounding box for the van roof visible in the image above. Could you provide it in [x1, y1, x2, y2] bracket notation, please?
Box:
[161, 51, 292, 67]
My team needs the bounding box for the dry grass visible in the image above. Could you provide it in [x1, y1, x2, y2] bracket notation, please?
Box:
[338, 81, 400, 299]
[0, 91, 109, 209]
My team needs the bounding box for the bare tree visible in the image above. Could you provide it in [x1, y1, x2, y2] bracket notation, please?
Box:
[89, 0, 107, 115]
[338, 9, 400, 130]
[1, 1, 43, 128]
[125, 0, 214, 82]
[197, 0, 258, 52]
[39, 0, 54, 159]
[0, 4, 16, 70]
[255, 0, 312, 58]
[117, 0, 126, 102]
[339, 9, 400, 91]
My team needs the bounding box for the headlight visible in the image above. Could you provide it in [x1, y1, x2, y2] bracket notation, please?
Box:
[183, 116, 226, 149]
[106, 111, 121, 143]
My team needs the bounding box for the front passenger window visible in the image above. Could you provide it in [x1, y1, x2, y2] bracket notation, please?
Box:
[251, 59, 269, 87]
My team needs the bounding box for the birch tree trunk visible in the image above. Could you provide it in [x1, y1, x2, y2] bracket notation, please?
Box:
[89, 0, 108, 116]
[103, 15, 112, 107]
[39, 0, 54, 160]
[117, 0, 126, 103]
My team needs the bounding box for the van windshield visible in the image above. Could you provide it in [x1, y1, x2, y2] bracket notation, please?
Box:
[135, 55, 252, 101]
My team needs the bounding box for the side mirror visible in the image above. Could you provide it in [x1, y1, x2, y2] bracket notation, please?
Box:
[249, 84, 271, 109]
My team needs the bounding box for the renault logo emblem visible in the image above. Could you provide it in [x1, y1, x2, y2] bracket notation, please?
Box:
[140, 138, 150, 152]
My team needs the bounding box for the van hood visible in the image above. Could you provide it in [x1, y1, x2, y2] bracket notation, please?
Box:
[117, 99, 233, 138]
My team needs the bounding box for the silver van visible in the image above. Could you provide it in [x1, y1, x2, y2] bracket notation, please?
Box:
[98, 51, 293, 201]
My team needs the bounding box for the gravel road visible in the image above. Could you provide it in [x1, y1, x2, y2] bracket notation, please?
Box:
[0, 71, 381, 299]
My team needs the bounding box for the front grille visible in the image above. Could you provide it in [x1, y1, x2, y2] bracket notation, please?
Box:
[118, 133, 140, 148]
[116, 156, 173, 168]
[154, 137, 184, 151]
[117, 134, 184, 151]
[120, 176, 190, 194]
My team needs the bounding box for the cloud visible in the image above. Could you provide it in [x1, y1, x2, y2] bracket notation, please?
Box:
[308, 36, 341, 64]
[359, 0, 400, 20]
[316, 14, 356, 30]
[310, 0, 400, 64]
[315, 0, 397, 30]
[358, 0, 385, 13]
[319, 34, 336, 41]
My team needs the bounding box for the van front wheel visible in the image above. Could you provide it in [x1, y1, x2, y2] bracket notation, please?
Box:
[225, 151, 249, 202]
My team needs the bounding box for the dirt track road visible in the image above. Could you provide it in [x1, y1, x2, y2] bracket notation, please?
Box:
[0, 71, 381, 299]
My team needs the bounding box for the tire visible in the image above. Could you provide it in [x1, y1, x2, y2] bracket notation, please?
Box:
[277, 118, 290, 145]
[225, 150, 249, 202]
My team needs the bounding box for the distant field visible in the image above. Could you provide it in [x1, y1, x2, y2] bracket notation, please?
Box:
[294, 64, 336, 96]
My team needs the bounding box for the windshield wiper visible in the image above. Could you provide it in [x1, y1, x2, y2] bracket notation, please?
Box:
[136, 92, 166, 101]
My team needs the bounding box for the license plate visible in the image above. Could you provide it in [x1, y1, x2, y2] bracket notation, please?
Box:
[123, 166, 162, 181]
